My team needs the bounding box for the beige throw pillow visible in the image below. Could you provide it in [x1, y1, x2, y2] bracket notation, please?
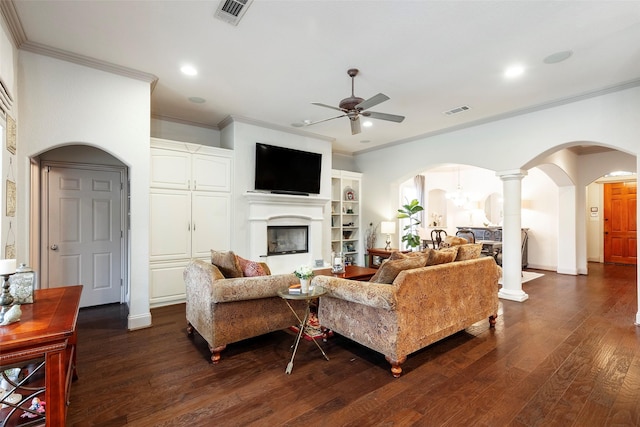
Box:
[440, 235, 468, 247]
[370, 256, 427, 284]
[211, 250, 243, 278]
[426, 247, 459, 266]
[455, 243, 483, 261]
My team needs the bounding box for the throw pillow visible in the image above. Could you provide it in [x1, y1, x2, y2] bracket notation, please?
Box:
[370, 256, 427, 284]
[388, 250, 430, 267]
[426, 246, 459, 266]
[236, 255, 268, 277]
[210, 250, 243, 278]
[455, 243, 483, 261]
[440, 235, 468, 248]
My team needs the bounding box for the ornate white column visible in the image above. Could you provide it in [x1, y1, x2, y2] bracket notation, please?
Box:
[496, 169, 528, 302]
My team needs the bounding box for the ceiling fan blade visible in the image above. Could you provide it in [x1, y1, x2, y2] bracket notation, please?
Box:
[350, 117, 361, 135]
[304, 114, 346, 126]
[311, 102, 345, 112]
[355, 93, 390, 111]
[362, 111, 405, 123]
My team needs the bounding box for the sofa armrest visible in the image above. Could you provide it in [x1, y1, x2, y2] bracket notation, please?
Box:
[184, 259, 299, 303]
[311, 276, 396, 310]
[210, 274, 299, 303]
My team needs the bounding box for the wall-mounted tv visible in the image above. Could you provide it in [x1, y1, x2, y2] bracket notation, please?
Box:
[254, 143, 322, 195]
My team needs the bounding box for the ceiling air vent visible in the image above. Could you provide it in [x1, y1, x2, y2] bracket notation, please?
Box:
[215, 0, 253, 26]
[443, 105, 471, 116]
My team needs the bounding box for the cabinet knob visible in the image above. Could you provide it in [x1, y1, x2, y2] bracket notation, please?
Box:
[50, 244, 58, 250]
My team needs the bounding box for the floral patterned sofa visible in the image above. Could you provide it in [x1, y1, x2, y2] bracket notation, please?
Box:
[313, 248, 500, 377]
[184, 251, 305, 364]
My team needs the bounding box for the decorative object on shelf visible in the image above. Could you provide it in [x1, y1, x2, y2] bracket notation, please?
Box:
[331, 251, 345, 274]
[294, 264, 314, 294]
[343, 230, 353, 239]
[365, 222, 378, 249]
[397, 199, 424, 249]
[346, 205, 353, 214]
[0, 258, 16, 324]
[344, 186, 356, 201]
[380, 221, 396, 251]
[9, 263, 36, 304]
[430, 212, 443, 227]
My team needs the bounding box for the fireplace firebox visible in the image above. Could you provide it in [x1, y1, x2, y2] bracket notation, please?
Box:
[267, 226, 308, 256]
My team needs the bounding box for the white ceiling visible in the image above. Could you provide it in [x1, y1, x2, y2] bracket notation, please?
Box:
[7, 0, 640, 154]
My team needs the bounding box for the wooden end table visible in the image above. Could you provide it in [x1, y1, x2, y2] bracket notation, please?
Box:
[314, 265, 378, 281]
[0, 285, 82, 426]
[367, 248, 410, 269]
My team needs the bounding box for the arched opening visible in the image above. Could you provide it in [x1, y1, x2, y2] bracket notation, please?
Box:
[33, 144, 129, 308]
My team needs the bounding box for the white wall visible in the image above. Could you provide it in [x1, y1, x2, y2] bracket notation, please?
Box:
[355, 86, 639, 276]
[220, 118, 333, 271]
[18, 51, 152, 330]
[151, 117, 220, 147]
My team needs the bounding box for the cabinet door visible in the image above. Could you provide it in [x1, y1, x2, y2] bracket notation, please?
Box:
[191, 192, 231, 258]
[191, 154, 231, 192]
[150, 190, 191, 261]
[149, 260, 189, 307]
[150, 148, 191, 190]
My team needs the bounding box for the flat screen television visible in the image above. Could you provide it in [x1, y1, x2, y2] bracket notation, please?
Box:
[254, 143, 322, 195]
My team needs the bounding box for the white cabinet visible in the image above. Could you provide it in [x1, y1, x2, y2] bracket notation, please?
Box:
[149, 138, 233, 307]
[330, 170, 363, 266]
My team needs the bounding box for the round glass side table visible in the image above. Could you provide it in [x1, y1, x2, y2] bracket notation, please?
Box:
[277, 285, 329, 374]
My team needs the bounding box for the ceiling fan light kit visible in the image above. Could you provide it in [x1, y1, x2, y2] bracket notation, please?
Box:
[307, 68, 405, 135]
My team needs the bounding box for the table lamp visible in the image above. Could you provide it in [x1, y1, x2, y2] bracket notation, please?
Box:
[0, 259, 17, 323]
[380, 221, 396, 251]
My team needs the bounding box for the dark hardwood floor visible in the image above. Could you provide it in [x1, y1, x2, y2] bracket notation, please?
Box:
[67, 263, 640, 426]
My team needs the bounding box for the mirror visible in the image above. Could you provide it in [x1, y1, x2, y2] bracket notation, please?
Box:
[483, 192, 502, 226]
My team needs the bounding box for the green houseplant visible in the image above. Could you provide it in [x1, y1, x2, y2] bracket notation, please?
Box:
[397, 199, 424, 249]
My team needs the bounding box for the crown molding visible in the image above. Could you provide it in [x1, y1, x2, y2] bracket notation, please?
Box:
[0, 0, 27, 47]
[0, 1, 159, 88]
[20, 40, 158, 86]
[218, 115, 335, 142]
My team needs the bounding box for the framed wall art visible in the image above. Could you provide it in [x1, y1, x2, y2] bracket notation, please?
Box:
[6, 114, 15, 154]
[6, 179, 15, 217]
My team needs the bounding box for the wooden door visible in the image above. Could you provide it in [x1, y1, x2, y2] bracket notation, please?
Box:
[604, 182, 637, 265]
[47, 165, 124, 307]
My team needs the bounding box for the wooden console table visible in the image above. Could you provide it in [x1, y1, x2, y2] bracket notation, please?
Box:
[366, 248, 411, 269]
[0, 285, 82, 426]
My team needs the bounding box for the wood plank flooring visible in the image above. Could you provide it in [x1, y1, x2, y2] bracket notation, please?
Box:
[67, 263, 640, 426]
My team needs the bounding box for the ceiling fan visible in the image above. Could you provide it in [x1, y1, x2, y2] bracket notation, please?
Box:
[306, 68, 405, 135]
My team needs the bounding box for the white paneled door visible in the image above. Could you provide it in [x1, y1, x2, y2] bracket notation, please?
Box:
[46, 165, 124, 307]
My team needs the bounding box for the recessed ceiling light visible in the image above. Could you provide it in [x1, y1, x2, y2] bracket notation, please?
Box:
[504, 64, 525, 79]
[291, 122, 304, 128]
[360, 140, 371, 144]
[543, 50, 573, 64]
[188, 97, 206, 104]
[180, 65, 198, 76]
[362, 121, 373, 128]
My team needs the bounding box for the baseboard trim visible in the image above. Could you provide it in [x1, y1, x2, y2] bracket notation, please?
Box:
[128, 312, 152, 330]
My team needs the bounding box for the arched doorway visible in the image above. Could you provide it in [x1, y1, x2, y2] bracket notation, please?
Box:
[36, 145, 129, 308]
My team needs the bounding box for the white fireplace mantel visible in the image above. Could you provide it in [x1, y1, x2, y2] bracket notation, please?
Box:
[244, 191, 330, 207]
[244, 191, 329, 274]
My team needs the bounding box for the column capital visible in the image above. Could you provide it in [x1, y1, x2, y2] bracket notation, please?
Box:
[496, 169, 528, 181]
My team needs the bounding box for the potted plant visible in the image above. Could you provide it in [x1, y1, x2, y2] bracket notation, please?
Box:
[397, 199, 424, 249]
[293, 264, 314, 293]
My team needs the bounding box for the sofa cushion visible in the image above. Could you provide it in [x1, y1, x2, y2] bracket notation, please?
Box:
[211, 250, 243, 278]
[455, 243, 483, 261]
[370, 256, 427, 284]
[426, 246, 459, 265]
[236, 255, 268, 277]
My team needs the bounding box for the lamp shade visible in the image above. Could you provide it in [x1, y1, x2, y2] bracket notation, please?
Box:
[381, 221, 396, 235]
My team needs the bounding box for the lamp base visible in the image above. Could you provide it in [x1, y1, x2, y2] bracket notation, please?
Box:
[385, 235, 392, 251]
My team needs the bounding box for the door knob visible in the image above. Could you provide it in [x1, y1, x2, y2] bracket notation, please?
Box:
[50, 244, 58, 250]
